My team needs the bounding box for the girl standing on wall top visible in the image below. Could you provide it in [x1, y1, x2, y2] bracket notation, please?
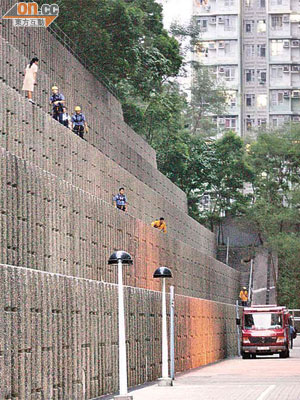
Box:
[22, 57, 39, 104]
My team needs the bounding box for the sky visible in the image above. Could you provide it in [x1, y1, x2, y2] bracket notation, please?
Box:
[157, 0, 192, 29]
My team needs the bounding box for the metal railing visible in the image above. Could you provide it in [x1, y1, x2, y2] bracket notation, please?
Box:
[47, 22, 120, 99]
[248, 259, 254, 305]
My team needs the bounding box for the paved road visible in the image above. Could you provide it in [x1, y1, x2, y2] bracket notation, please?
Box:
[129, 337, 300, 400]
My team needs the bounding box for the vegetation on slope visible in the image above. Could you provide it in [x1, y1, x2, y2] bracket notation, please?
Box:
[40, 1, 299, 307]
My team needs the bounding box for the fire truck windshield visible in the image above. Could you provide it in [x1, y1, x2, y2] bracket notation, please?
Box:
[244, 313, 283, 330]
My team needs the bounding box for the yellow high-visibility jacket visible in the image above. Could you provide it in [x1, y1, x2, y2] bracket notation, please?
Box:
[151, 220, 167, 233]
[239, 290, 248, 302]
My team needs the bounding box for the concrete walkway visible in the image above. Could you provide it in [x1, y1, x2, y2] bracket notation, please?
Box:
[128, 337, 300, 400]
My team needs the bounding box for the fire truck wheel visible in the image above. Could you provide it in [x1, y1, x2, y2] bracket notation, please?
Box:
[242, 353, 250, 359]
[279, 348, 289, 358]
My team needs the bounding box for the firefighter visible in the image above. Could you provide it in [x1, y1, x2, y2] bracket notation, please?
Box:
[72, 106, 88, 139]
[113, 187, 128, 212]
[49, 86, 65, 124]
[239, 286, 248, 307]
[151, 218, 167, 233]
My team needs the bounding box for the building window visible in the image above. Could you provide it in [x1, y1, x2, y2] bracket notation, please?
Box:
[226, 91, 237, 107]
[259, 71, 267, 83]
[224, 67, 236, 81]
[224, 41, 231, 54]
[257, 95, 267, 108]
[271, 66, 283, 79]
[225, 0, 235, 5]
[245, 20, 254, 32]
[245, 44, 255, 57]
[271, 92, 284, 105]
[224, 17, 236, 31]
[260, 0, 266, 7]
[230, 96, 236, 107]
[271, 40, 284, 56]
[197, 18, 208, 31]
[246, 119, 255, 130]
[225, 117, 237, 130]
[272, 116, 288, 126]
[271, 16, 283, 29]
[258, 118, 267, 126]
[257, 20, 266, 33]
[246, 69, 255, 82]
[246, 94, 255, 107]
[257, 44, 266, 57]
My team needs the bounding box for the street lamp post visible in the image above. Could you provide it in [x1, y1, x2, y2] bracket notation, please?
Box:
[108, 251, 133, 400]
[153, 267, 173, 387]
[170, 285, 175, 381]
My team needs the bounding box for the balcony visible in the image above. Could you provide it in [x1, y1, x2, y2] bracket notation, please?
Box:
[270, 98, 291, 113]
[270, 40, 292, 62]
[268, 0, 291, 13]
[193, 0, 238, 16]
[269, 15, 291, 38]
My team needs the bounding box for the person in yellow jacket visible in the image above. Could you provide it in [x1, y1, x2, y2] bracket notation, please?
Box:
[239, 287, 248, 306]
[151, 217, 167, 233]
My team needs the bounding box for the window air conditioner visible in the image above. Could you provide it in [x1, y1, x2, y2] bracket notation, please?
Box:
[283, 91, 290, 98]
[283, 15, 289, 23]
[291, 65, 299, 72]
[292, 116, 300, 122]
[291, 40, 299, 47]
[218, 16, 224, 23]
[218, 41, 225, 48]
[283, 40, 290, 48]
[209, 17, 216, 24]
[209, 42, 216, 49]
[205, 5, 211, 11]
[219, 118, 225, 124]
[283, 65, 290, 72]
[292, 90, 300, 98]
[219, 67, 225, 73]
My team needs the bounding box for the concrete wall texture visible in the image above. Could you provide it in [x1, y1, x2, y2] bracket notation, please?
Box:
[0, 265, 238, 400]
[0, 79, 215, 255]
[0, 147, 239, 302]
[0, 2, 241, 398]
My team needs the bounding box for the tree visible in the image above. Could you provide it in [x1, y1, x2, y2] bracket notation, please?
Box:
[39, 0, 182, 123]
[155, 129, 253, 233]
[137, 82, 190, 179]
[170, 21, 228, 137]
[190, 64, 227, 136]
[195, 132, 253, 232]
[245, 127, 300, 307]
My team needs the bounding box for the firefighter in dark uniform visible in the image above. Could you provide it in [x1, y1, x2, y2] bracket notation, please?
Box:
[72, 106, 88, 139]
[49, 85, 65, 125]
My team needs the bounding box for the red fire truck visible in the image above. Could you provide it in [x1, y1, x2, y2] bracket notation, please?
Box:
[241, 305, 291, 359]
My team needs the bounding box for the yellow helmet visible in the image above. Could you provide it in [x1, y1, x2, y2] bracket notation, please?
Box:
[51, 86, 58, 91]
[75, 106, 81, 112]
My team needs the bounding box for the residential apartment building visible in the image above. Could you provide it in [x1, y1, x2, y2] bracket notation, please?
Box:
[193, 0, 300, 136]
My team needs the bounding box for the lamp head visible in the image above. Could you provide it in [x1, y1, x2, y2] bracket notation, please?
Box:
[108, 251, 133, 265]
[153, 267, 172, 279]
